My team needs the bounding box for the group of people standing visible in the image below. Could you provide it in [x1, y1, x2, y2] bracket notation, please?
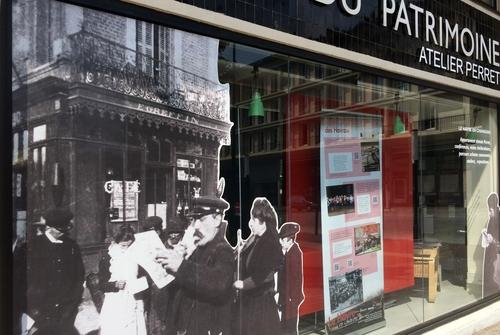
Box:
[15, 195, 305, 335]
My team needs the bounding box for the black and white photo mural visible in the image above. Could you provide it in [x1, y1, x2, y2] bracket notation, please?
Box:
[11, 0, 232, 244]
[12, 0, 232, 333]
[11, 1, 308, 335]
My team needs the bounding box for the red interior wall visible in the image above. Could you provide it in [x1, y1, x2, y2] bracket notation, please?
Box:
[285, 146, 324, 316]
[381, 132, 414, 292]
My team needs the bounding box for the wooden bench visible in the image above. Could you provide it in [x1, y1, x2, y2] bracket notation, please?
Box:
[414, 245, 440, 303]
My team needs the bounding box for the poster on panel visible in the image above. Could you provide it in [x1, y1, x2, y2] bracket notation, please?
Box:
[320, 113, 385, 334]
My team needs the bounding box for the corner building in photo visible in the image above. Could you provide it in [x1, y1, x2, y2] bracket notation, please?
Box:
[12, 0, 231, 270]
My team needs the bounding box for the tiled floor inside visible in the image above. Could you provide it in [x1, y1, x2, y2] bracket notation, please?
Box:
[299, 279, 477, 335]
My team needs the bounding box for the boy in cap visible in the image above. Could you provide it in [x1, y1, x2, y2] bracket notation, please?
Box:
[24, 208, 85, 335]
[143, 215, 163, 236]
[278, 222, 305, 335]
[156, 195, 234, 335]
[164, 218, 186, 249]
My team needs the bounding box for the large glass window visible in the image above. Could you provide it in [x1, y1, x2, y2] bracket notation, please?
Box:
[219, 42, 499, 334]
[12, 1, 499, 334]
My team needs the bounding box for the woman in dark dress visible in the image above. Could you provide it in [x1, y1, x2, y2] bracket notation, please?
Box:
[233, 197, 284, 335]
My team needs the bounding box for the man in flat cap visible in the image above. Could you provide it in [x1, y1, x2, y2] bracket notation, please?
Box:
[144, 215, 164, 236]
[24, 208, 85, 335]
[164, 217, 186, 250]
[156, 196, 234, 335]
[278, 222, 304, 335]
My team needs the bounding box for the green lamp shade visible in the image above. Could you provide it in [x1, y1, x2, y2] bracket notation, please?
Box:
[393, 115, 406, 134]
[248, 91, 265, 117]
[466, 131, 477, 140]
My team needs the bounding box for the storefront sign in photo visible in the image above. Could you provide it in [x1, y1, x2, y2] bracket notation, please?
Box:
[105, 180, 140, 222]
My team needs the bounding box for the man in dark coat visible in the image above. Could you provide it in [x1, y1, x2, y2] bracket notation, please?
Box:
[156, 196, 234, 335]
[278, 222, 305, 335]
[25, 208, 85, 335]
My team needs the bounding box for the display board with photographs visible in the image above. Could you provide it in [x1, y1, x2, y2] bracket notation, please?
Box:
[320, 114, 385, 334]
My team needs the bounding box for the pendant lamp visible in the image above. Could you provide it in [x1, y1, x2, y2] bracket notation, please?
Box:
[393, 115, 406, 134]
[248, 91, 265, 118]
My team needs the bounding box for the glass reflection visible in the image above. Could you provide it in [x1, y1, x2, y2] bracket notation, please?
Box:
[219, 42, 498, 334]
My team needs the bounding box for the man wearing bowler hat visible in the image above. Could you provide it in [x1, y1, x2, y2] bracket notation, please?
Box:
[24, 208, 85, 335]
[278, 222, 305, 335]
[156, 196, 234, 335]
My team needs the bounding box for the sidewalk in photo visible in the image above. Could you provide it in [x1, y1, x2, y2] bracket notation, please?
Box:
[422, 300, 500, 335]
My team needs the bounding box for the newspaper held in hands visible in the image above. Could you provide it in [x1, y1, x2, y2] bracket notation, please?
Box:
[126, 231, 174, 288]
[127, 276, 149, 294]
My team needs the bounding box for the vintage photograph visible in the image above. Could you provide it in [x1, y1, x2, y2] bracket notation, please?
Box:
[354, 223, 381, 256]
[11, 1, 239, 334]
[360, 141, 380, 172]
[326, 184, 355, 216]
[11, 5, 307, 334]
[329, 269, 364, 314]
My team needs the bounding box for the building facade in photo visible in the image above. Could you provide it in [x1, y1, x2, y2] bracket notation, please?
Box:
[12, 0, 231, 269]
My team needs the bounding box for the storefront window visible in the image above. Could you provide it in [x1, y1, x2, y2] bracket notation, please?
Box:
[12, 1, 499, 334]
[220, 41, 499, 334]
